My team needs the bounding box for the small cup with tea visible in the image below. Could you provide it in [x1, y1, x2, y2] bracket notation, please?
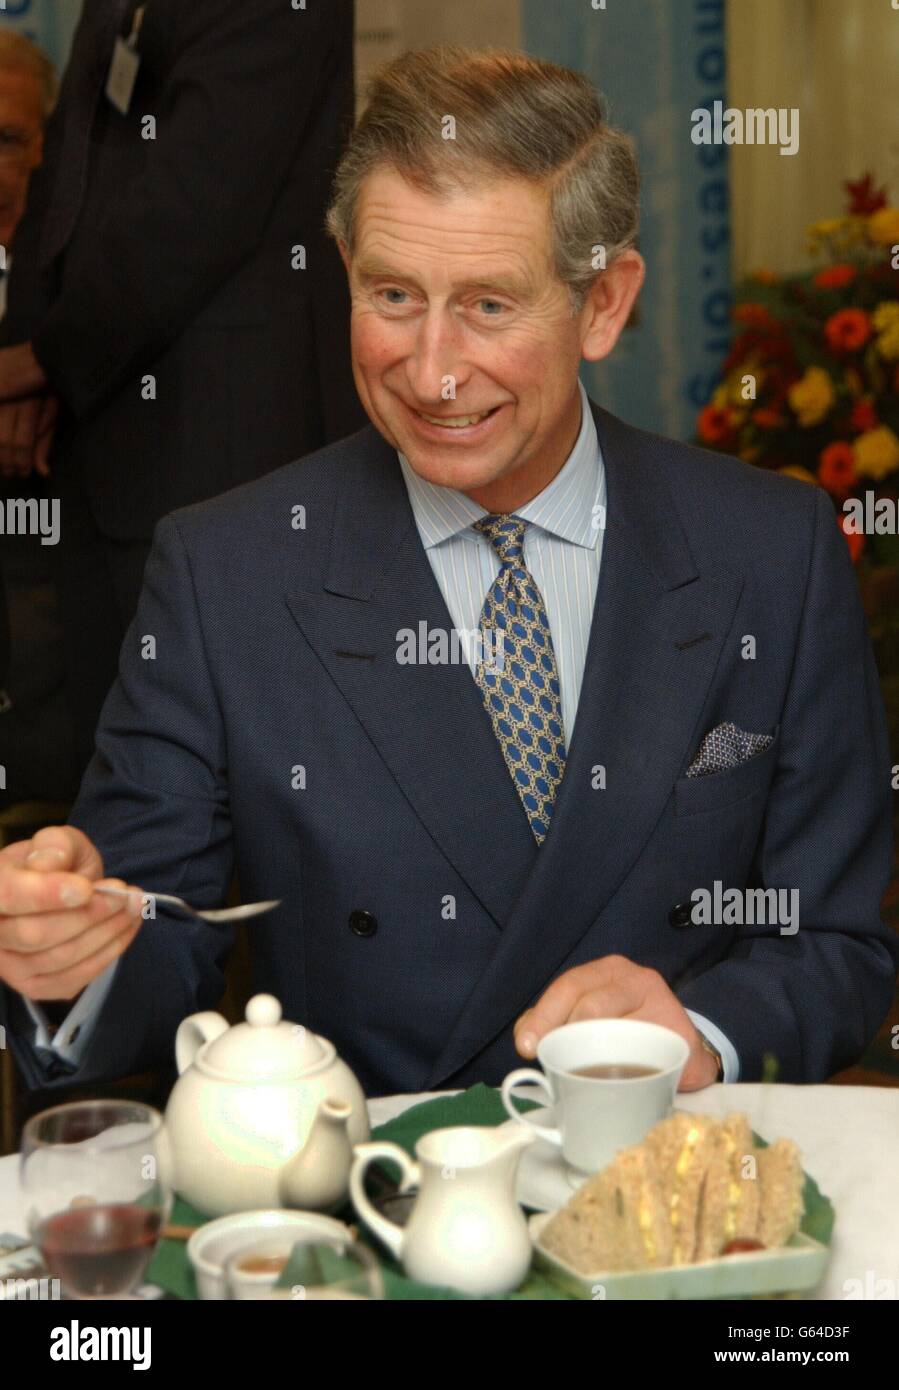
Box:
[500, 1018, 689, 1175]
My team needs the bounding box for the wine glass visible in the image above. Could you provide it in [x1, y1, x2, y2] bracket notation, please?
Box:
[20, 1100, 172, 1299]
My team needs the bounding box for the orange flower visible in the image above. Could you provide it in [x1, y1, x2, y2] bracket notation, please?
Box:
[813, 264, 857, 290]
[850, 398, 878, 432]
[754, 408, 786, 429]
[818, 442, 858, 496]
[839, 511, 865, 564]
[698, 403, 737, 445]
[824, 308, 871, 354]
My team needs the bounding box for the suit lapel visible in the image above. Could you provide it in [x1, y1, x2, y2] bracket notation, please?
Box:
[284, 428, 537, 929]
[425, 402, 744, 1084]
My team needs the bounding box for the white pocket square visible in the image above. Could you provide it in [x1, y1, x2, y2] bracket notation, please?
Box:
[685, 721, 774, 779]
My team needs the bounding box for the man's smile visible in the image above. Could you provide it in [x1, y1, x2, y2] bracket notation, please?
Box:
[403, 398, 508, 441]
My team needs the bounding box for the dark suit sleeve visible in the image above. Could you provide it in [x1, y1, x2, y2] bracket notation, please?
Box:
[678, 486, 899, 1081]
[2, 512, 236, 1090]
[30, 0, 349, 419]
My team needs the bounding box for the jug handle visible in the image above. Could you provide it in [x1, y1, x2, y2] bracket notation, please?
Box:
[349, 1142, 419, 1262]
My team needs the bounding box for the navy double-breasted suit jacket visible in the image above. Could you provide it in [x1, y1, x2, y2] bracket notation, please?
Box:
[5, 401, 898, 1094]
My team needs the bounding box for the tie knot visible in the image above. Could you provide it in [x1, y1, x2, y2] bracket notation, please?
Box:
[474, 514, 527, 564]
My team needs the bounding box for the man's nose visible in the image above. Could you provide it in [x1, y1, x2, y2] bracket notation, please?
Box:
[404, 311, 470, 405]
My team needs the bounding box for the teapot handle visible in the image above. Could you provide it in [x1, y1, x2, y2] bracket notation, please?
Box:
[349, 1142, 419, 1262]
[174, 1011, 229, 1075]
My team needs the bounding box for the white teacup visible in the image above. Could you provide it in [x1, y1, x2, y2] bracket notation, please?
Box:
[500, 1019, 689, 1175]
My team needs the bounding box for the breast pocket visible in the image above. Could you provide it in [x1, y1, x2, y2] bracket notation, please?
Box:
[674, 724, 781, 817]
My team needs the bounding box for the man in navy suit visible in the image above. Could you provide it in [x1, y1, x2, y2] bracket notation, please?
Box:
[0, 48, 896, 1098]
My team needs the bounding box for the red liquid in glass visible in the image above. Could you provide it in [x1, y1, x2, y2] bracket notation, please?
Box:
[39, 1203, 162, 1296]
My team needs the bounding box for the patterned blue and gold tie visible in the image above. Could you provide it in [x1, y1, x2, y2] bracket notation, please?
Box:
[474, 514, 567, 843]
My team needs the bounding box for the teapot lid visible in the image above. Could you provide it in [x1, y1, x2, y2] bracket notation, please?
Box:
[202, 994, 328, 1080]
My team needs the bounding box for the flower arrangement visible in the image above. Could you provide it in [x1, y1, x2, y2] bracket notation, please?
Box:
[697, 175, 899, 569]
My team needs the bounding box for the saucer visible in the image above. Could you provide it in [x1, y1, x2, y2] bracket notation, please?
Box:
[501, 1105, 590, 1212]
[502, 1105, 688, 1212]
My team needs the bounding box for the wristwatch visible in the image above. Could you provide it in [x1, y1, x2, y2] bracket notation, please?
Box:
[698, 1033, 724, 1081]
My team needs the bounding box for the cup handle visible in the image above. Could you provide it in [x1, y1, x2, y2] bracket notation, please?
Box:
[349, 1142, 420, 1262]
[500, 1068, 563, 1147]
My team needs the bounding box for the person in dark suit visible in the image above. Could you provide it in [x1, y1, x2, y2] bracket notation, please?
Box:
[0, 0, 365, 771]
[0, 31, 78, 805]
[0, 48, 896, 1098]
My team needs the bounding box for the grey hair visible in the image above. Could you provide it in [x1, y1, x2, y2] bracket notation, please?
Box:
[326, 46, 640, 311]
[0, 30, 59, 119]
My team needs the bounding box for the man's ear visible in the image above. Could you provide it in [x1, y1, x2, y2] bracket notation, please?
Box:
[579, 249, 645, 364]
[338, 240, 351, 277]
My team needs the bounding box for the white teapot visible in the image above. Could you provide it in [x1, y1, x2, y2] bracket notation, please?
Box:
[163, 993, 369, 1217]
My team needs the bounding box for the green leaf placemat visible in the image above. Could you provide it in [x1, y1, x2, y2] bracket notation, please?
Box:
[145, 1084, 832, 1300]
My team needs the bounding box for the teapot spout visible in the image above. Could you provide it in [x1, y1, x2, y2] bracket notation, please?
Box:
[279, 1098, 353, 1212]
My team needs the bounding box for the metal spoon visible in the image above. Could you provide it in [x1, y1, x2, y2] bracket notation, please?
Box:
[94, 885, 280, 923]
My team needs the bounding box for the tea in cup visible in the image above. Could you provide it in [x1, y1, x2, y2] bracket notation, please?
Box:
[500, 1018, 689, 1174]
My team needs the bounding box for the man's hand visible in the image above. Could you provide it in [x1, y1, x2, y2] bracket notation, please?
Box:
[0, 342, 47, 402]
[0, 826, 145, 1003]
[513, 955, 720, 1091]
[0, 393, 59, 478]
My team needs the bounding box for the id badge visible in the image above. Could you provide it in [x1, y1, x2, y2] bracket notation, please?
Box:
[106, 35, 141, 114]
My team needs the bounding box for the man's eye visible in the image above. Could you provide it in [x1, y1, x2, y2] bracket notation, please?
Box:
[380, 288, 408, 305]
[477, 299, 506, 316]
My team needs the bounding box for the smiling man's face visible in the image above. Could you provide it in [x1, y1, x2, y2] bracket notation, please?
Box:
[343, 166, 642, 513]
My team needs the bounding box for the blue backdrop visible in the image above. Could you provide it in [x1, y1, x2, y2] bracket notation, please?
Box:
[521, 0, 732, 441]
[0, 0, 81, 76]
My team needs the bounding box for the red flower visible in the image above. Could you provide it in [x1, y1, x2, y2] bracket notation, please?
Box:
[850, 399, 878, 433]
[818, 442, 858, 497]
[839, 511, 865, 563]
[733, 303, 776, 329]
[844, 173, 888, 216]
[824, 308, 872, 354]
[698, 404, 737, 445]
[813, 264, 857, 290]
[754, 408, 786, 429]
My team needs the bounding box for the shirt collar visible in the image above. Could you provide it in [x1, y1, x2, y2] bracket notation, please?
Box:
[398, 379, 603, 551]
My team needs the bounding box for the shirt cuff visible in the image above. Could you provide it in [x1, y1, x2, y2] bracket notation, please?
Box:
[21, 960, 120, 1068]
[685, 1009, 740, 1083]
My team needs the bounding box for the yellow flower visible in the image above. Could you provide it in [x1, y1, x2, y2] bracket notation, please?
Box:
[853, 426, 899, 481]
[877, 324, 899, 360]
[873, 302, 899, 359]
[787, 367, 835, 427]
[778, 465, 817, 485]
[867, 208, 899, 246]
[809, 218, 845, 238]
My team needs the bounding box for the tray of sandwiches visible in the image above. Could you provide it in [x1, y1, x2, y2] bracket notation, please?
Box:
[530, 1112, 833, 1299]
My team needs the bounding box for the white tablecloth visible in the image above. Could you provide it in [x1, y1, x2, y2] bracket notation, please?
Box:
[3, 1084, 897, 1300]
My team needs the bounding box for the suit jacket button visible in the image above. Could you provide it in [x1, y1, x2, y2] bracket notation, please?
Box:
[668, 900, 696, 928]
[349, 909, 377, 938]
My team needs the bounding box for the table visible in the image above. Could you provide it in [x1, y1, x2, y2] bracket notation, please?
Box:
[3, 1084, 898, 1300]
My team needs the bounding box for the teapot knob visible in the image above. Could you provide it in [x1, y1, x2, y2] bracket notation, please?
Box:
[246, 994, 282, 1027]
